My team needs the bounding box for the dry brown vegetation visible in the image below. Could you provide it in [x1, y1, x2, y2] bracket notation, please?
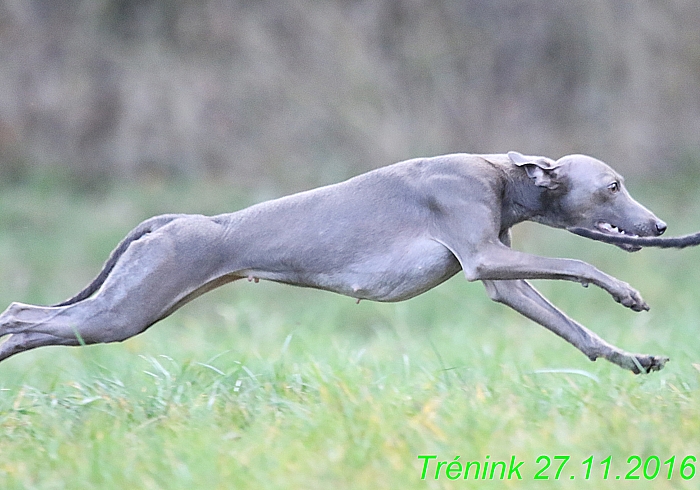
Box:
[1, 1, 699, 191]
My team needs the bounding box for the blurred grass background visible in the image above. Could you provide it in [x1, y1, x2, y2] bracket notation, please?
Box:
[0, 175, 698, 489]
[1, 1, 700, 488]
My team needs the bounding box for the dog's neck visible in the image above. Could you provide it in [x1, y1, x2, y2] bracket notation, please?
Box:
[500, 165, 566, 231]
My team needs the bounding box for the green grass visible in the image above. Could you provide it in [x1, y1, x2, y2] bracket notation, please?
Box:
[0, 177, 699, 489]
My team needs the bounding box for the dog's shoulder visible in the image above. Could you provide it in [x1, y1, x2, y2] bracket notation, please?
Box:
[383, 153, 509, 178]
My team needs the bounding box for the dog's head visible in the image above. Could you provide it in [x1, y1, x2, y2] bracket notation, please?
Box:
[508, 151, 667, 252]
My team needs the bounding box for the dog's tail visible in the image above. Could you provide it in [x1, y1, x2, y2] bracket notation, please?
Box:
[53, 214, 182, 307]
[568, 227, 700, 249]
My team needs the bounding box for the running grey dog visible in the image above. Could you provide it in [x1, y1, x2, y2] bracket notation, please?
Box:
[0, 152, 671, 373]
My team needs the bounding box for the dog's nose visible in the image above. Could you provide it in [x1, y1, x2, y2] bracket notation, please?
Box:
[655, 220, 667, 235]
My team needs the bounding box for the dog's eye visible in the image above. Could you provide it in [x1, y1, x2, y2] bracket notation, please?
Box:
[608, 181, 620, 193]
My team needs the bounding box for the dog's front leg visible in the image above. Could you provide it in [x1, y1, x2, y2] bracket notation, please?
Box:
[482, 279, 668, 373]
[465, 243, 648, 312]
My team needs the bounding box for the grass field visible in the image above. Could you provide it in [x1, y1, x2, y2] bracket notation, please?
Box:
[0, 175, 699, 489]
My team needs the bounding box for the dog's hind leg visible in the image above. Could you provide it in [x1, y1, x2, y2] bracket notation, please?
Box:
[0, 330, 82, 362]
[482, 279, 668, 374]
[0, 215, 244, 362]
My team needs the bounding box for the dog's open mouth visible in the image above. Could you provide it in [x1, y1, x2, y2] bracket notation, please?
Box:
[595, 222, 641, 251]
[596, 222, 638, 237]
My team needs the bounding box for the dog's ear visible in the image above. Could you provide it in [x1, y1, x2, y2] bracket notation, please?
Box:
[507, 151, 560, 190]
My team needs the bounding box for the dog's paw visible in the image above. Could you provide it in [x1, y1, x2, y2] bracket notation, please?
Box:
[610, 281, 648, 312]
[605, 351, 669, 374]
[630, 354, 669, 374]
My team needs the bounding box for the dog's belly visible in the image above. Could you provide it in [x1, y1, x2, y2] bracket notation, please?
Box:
[240, 238, 462, 302]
